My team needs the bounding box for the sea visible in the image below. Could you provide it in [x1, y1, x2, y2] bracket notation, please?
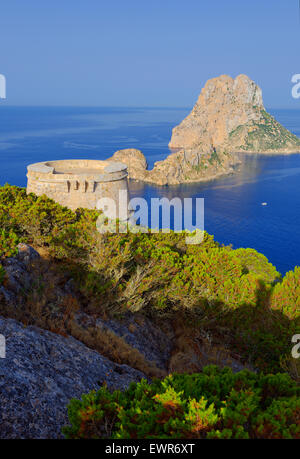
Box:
[0, 105, 300, 275]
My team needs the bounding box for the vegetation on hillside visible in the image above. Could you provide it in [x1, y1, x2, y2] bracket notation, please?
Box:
[229, 110, 300, 152]
[0, 184, 299, 376]
[0, 184, 299, 439]
[63, 365, 300, 439]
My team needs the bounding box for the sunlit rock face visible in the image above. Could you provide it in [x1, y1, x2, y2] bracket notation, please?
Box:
[169, 74, 300, 155]
[169, 74, 264, 151]
[108, 75, 300, 186]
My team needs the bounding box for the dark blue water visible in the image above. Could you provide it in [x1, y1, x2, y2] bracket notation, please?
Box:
[0, 106, 300, 275]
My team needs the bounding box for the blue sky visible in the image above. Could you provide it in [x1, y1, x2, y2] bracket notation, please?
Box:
[1, 0, 300, 107]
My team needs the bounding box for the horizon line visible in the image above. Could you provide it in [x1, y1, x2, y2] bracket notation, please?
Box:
[0, 104, 189, 109]
[0, 104, 299, 111]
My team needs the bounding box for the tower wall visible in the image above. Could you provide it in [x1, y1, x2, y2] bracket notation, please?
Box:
[26, 159, 130, 219]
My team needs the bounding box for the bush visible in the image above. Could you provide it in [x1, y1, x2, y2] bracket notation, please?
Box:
[0, 228, 19, 257]
[270, 267, 300, 319]
[0, 265, 5, 285]
[0, 184, 77, 246]
[63, 366, 300, 439]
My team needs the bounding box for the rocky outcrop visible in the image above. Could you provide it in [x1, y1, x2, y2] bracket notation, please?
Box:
[111, 149, 148, 182]
[111, 75, 300, 186]
[111, 147, 238, 186]
[169, 74, 300, 154]
[0, 316, 145, 439]
[169, 74, 262, 151]
[145, 148, 238, 186]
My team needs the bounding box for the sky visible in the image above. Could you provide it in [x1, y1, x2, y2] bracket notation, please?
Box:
[1, 0, 300, 108]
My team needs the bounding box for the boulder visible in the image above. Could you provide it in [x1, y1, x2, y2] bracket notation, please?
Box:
[111, 148, 148, 181]
[16, 243, 40, 267]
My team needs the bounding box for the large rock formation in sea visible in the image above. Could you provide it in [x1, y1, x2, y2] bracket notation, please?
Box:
[112, 74, 300, 185]
[169, 74, 300, 154]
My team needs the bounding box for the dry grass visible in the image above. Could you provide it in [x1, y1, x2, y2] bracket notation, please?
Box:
[68, 319, 165, 379]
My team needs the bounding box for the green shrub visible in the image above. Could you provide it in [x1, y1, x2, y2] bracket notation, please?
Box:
[0, 265, 5, 285]
[0, 228, 19, 257]
[0, 184, 77, 245]
[232, 248, 280, 283]
[63, 366, 300, 439]
[270, 267, 300, 319]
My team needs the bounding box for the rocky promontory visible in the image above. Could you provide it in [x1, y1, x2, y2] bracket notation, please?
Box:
[111, 147, 238, 186]
[111, 74, 300, 186]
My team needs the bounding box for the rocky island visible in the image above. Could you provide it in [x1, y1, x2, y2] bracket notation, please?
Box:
[112, 74, 300, 185]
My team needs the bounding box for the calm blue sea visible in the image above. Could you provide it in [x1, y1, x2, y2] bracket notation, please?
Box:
[0, 106, 300, 275]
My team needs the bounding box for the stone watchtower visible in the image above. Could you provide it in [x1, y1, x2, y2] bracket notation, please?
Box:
[26, 159, 130, 219]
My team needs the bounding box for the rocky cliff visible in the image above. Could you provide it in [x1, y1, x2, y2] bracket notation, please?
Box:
[112, 75, 300, 186]
[169, 74, 300, 154]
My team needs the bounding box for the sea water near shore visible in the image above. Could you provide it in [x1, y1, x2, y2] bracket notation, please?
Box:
[0, 106, 300, 275]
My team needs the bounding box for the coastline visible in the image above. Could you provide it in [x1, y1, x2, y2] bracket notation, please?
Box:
[128, 166, 238, 187]
[238, 149, 300, 156]
[127, 149, 300, 187]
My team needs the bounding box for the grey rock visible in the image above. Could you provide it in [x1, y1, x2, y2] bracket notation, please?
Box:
[2, 257, 32, 292]
[63, 278, 75, 294]
[0, 316, 145, 439]
[0, 244, 39, 299]
[0, 286, 16, 306]
[17, 243, 40, 266]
